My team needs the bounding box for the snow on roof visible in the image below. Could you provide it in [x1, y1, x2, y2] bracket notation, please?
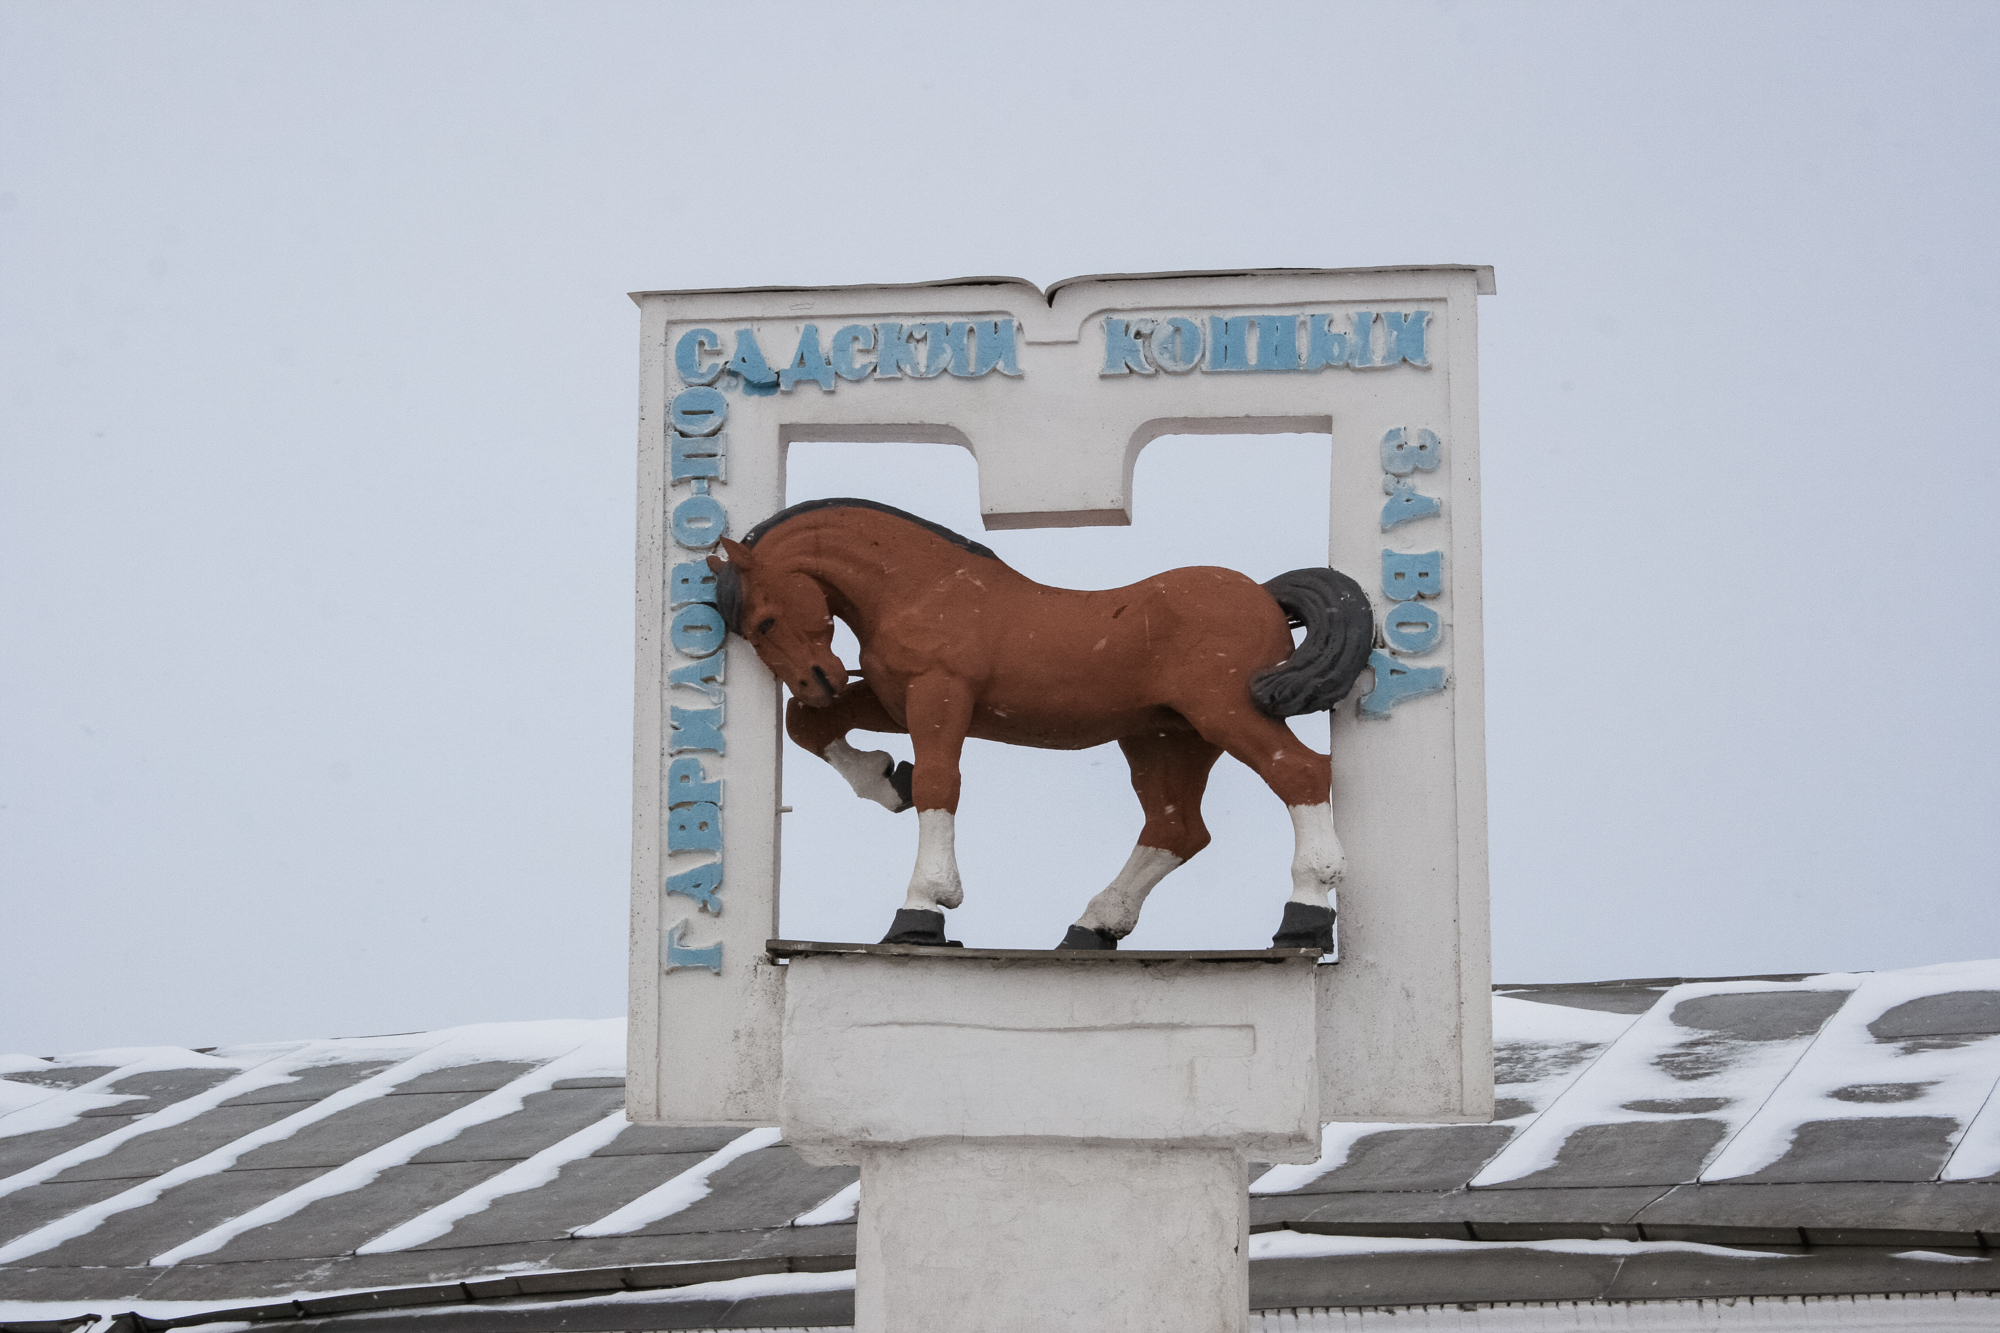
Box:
[1, 962, 1996, 1328]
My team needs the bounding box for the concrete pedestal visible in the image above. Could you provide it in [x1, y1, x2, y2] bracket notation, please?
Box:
[780, 951, 1321, 1333]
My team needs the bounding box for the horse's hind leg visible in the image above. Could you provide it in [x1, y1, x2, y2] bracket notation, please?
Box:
[786, 683, 913, 813]
[1182, 707, 1342, 951]
[1058, 732, 1221, 950]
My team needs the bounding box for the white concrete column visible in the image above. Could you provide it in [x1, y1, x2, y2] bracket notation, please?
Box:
[855, 1142, 1248, 1333]
[779, 953, 1320, 1333]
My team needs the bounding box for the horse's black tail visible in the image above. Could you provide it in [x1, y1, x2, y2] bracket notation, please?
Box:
[1250, 568, 1375, 718]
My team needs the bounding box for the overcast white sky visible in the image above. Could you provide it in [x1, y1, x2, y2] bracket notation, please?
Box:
[4, 3, 1997, 1055]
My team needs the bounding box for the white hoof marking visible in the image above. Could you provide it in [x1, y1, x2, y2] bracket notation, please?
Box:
[1287, 802, 1346, 910]
[1075, 844, 1185, 938]
[822, 737, 906, 812]
[903, 809, 964, 911]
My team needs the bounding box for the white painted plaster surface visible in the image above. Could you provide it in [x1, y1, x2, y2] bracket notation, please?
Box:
[780, 954, 1319, 1163]
[631, 269, 1493, 1129]
[856, 1141, 1248, 1333]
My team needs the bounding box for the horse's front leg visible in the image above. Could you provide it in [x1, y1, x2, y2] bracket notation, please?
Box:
[786, 683, 912, 813]
[880, 673, 974, 946]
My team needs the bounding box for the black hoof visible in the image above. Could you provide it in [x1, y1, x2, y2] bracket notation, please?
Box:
[881, 908, 953, 946]
[1272, 902, 1336, 951]
[886, 760, 915, 813]
[1057, 925, 1119, 951]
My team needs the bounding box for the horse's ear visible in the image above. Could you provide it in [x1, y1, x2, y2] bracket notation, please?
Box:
[716, 537, 755, 572]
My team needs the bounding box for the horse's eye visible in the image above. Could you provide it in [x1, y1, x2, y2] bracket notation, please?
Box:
[756, 617, 776, 635]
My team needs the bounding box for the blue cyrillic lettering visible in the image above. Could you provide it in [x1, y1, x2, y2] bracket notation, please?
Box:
[671, 562, 718, 607]
[1381, 426, 1441, 475]
[779, 324, 836, 393]
[830, 324, 876, 381]
[1381, 477, 1443, 531]
[663, 917, 723, 972]
[1382, 602, 1442, 654]
[667, 801, 722, 855]
[1252, 315, 1299, 371]
[970, 319, 1022, 376]
[669, 705, 726, 754]
[874, 323, 922, 379]
[724, 328, 778, 394]
[1102, 317, 1155, 376]
[1148, 317, 1203, 373]
[667, 754, 723, 807]
[675, 329, 724, 386]
[1382, 549, 1442, 601]
[1205, 316, 1254, 371]
[1357, 649, 1447, 717]
[669, 386, 727, 436]
[671, 430, 725, 483]
[668, 652, 725, 702]
[671, 604, 727, 657]
[1383, 311, 1430, 366]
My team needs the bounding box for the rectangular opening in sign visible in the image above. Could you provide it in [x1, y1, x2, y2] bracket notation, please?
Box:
[775, 432, 1333, 953]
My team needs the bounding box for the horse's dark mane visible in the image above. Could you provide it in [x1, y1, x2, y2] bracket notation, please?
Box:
[714, 498, 999, 634]
[738, 498, 1001, 561]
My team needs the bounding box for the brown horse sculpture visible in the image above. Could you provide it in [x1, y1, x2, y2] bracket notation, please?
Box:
[708, 499, 1373, 951]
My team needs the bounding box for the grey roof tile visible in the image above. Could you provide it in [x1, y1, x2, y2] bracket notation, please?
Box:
[1871, 991, 2000, 1040]
[1, 1068, 119, 1093]
[589, 1122, 741, 1157]
[0, 1262, 163, 1302]
[229, 1092, 486, 1170]
[45, 1102, 301, 1183]
[1253, 1248, 1622, 1309]
[221, 1061, 400, 1107]
[1258, 1185, 1670, 1236]
[201, 1161, 516, 1263]
[74, 1068, 238, 1117]
[0, 1116, 146, 1177]
[1495, 984, 1667, 1015]
[27, 1166, 324, 1267]
[6, 966, 1999, 1319]
[1733, 1114, 1963, 1183]
[1636, 1181, 2000, 1237]
[1499, 1118, 1731, 1189]
[1669, 990, 1849, 1044]
[625, 1146, 856, 1237]
[263, 1284, 858, 1333]
[0, 1179, 135, 1246]
[385, 1063, 541, 1096]
[1258, 1125, 1513, 1195]
[1605, 1246, 2000, 1301]
[410, 1152, 711, 1249]
[408, 1087, 624, 1165]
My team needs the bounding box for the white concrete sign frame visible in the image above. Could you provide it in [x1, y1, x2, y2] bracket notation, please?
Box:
[627, 266, 1496, 1129]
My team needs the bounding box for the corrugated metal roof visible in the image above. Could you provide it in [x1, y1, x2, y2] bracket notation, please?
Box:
[2, 960, 1997, 1329]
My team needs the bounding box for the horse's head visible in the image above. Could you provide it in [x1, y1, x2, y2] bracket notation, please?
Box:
[708, 538, 850, 707]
